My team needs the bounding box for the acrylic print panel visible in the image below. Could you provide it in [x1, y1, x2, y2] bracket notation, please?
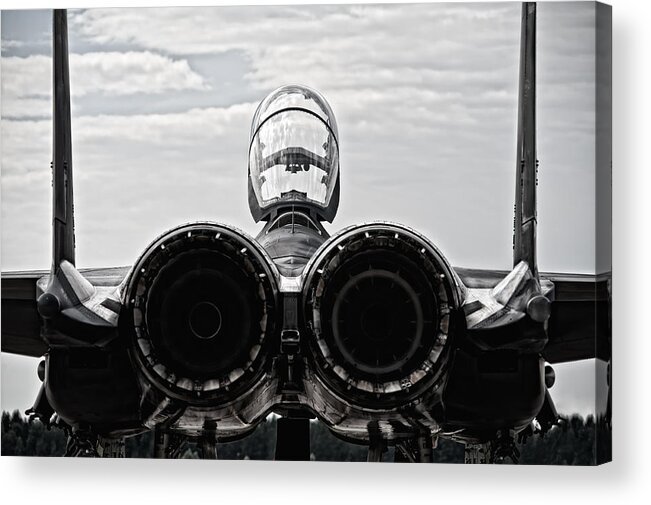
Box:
[0, 1, 611, 464]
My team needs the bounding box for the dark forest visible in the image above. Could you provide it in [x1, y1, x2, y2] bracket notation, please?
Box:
[2, 410, 611, 464]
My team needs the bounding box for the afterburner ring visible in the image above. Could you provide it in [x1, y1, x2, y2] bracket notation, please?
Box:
[302, 222, 461, 408]
[123, 223, 279, 406]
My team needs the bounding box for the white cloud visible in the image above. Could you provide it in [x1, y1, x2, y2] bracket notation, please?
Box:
[1, 103, 258, 270]
[1, 39, 25, 50]
[73, 51, 208, 95]
[1, 51, 208, 118]
[70, 5, 520, 95]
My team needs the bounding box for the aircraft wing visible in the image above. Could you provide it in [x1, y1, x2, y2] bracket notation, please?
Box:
[1, 266, 130, 357]
[455, 267, 611, 363]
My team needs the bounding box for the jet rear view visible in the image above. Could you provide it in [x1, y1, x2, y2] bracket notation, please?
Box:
[0, 4, 610, 463]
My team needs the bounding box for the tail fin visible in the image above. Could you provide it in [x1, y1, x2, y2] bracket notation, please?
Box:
[51, 9, 75, 271]
[513, 2, 538, 278]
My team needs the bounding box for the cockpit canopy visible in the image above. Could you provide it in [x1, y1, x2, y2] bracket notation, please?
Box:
[248, 85, 340, 222]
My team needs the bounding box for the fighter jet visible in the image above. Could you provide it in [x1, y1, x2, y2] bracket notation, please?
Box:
[1, 4, 610, 462]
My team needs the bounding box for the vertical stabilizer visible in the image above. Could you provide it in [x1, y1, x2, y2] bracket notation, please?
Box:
[52, 9, 75, 270]
[513, 2, 538, 278]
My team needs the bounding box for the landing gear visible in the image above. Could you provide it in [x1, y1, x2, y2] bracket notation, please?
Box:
[153, 421, 222, 459]
[394, 433, 434, 463]
[96, 436, 126, 457]
[367, 431, 435, 463]
[64, 429, 98, 457]
[197, 420, 218, 460]
[464, 430, 520, 464]
[153, 426, 187, 459]
[64, 428, 125, 458]
[464, 443, 490, 464]
[367, 435, 387, 462]
[490, 430, 520, 463]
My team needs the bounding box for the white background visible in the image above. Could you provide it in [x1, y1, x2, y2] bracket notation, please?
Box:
[1, 0, 649, 503]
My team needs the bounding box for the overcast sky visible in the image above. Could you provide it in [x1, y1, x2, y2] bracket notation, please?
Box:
[1, 2, 607, 417]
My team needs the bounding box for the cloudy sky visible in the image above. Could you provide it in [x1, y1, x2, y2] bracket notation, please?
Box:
[1, 2, 606, 416]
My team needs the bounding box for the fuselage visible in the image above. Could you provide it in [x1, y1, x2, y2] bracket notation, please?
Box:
[256, 210, 328, 278]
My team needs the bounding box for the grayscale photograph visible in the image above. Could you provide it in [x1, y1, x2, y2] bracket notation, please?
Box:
[1, 1, 611, 464]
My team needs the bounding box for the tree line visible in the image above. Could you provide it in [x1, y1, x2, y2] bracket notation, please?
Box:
[1, 410, 610, 464]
